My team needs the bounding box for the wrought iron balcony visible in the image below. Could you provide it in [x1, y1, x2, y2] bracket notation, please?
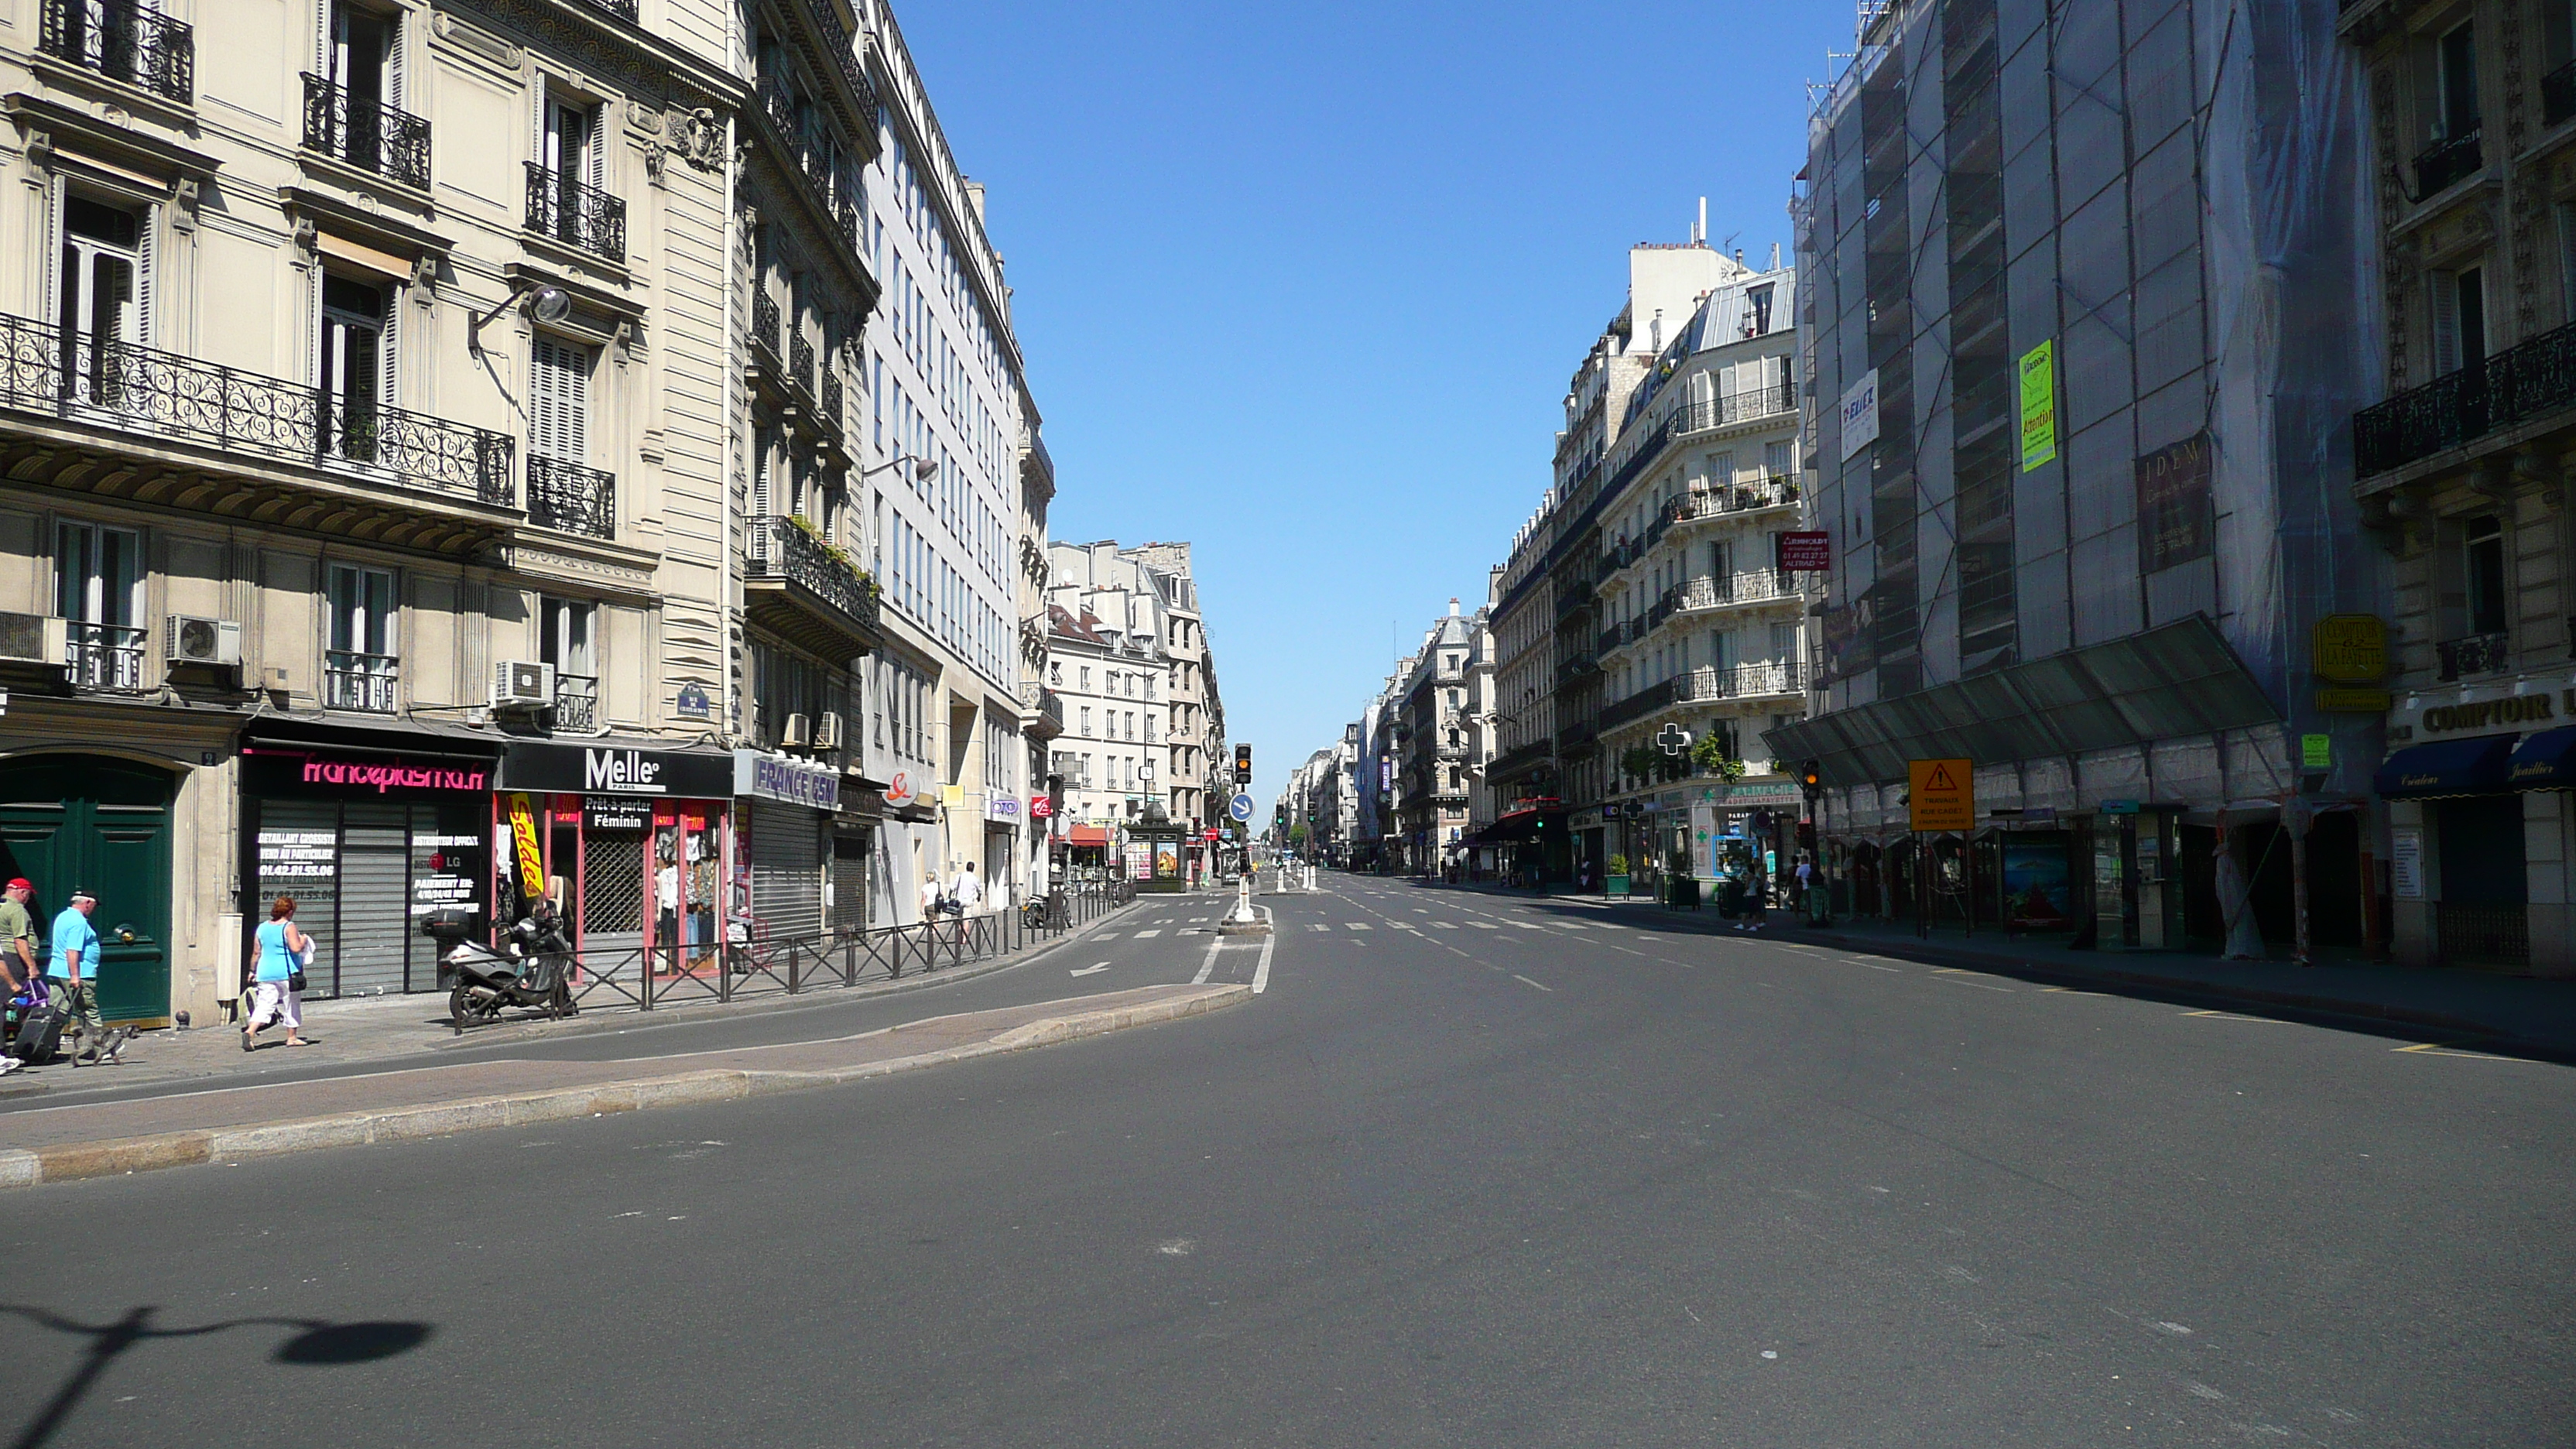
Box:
[2354, 317, 2576, 476]
[39, 0, 193, 103]
[1668, 382, 1800, 435]
[0, 312, 516, 507]
[526, 455, 615, 539]
[324, 649, 399, 713]
[751, 289, 783, 361]
[790, 332, 816, 396]
[2412, 128, 2483, 198]
[2550, 60, 2576, 128]
[523, 163, 626, 263]
[1673, 476, 1800, 523]
[820, 371, 844, 428]
[745, 515, 881, 658]
[553, 672, 599, 731]
[302, 74, 430, 190]
[1599, 677, 1679, 730]
[2435, 629, 2510, 681]
[573, 0, 637, 20]
[64, 620, 144, 689]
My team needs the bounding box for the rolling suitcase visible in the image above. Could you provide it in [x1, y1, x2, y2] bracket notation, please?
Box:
[9, 1000, 63, 1065]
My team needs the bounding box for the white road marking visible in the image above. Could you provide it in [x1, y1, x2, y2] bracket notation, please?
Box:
[1468, 922, 1498, 930]
[1430, 921, 1458, 930]
[1307, 923, 1329, 932]
[1252, 914, 1276, 995]
[1070, 962, 1110, 977]
[1134, 929, 1163, 939]
[1345, 923, 1372, 930]
[1191, 933, 1224, 985]
[1930, 975, 2013, 993]
[1554, 922, 1588, 930]
[1511, 923, 1543, 930]
[1512, 975, 1554, 992]
[1094, 933, 1120, 940]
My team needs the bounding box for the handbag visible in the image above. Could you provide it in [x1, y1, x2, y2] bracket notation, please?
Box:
[287, 936, 312, 993]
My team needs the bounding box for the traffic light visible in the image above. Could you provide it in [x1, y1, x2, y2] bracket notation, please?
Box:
[1799, 759, 1823, 795]
[1234, 744, 1252, 783]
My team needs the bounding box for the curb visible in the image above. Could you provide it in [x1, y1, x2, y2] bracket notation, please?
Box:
[1, 983, 1252, 1192]
[423, 900, 1139, 1053]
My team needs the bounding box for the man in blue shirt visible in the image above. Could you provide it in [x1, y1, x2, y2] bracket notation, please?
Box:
[47, 889, 115, 1066]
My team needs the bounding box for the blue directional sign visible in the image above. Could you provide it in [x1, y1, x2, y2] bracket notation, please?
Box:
[1228, 792, 1255, 822]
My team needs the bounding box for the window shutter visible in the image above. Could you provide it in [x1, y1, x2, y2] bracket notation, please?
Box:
[2430, 269, 2461, 375]
[375, 279, 397, 409]
[529, 335, 589, 463]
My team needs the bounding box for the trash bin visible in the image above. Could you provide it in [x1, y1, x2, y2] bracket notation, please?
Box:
[1666, 876, 1700, 909]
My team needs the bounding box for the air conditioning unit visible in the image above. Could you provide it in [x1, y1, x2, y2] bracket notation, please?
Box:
[779, 711, 811, 749]
[0, 613, 67, 666]
[166, 615, 243, 667]
[491, 659, 557, 709]
[814, 711, 844, 751]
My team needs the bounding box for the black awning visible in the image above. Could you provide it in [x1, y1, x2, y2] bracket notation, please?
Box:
[2376, 735, 2515, 800]
[2508, 726, 2576, 790]
[1478, 809, 1546, 843]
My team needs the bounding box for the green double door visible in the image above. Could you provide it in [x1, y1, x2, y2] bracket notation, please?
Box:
[0, 755, 174, 1024]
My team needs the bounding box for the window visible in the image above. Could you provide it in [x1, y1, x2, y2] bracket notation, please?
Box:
[1747, 284, 1774, 336]
[1080, 706, 1091, 737]
[57, 521, 142, 688]
[2465, 516, 2508, 635]
[327, 564, 398, 711]
[319, 273, 392, 462]
[57, 196, 146, 403]
[541, 598, 598, 728]
[2432, 266, 2488, 375]
[2438, 22, 2481, 140]
[534, 94, 607, 249]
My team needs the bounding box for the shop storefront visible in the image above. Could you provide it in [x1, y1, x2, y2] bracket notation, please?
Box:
[734, 749, 839, 943]
[238, 731, 498, 999]
[984, 793, 1023, 909]
[495, 741, 735, 971]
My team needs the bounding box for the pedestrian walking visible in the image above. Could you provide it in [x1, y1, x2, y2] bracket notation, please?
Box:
[48, 888, 123, 1066]
[243, 895, 312, 1051]
[952, 861, 984, 915]
[0, 878, 36, 1000]
[919, 869, 944, 926]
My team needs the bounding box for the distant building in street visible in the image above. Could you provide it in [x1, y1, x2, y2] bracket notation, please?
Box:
[1046, 541, 1226, 880]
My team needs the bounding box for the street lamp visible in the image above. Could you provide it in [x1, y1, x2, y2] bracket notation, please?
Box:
[858, 454, 941, 485]
[467, 280, 572, 354]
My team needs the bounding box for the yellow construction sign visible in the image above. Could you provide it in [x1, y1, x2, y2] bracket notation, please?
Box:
[1908, 758, 1975, 833]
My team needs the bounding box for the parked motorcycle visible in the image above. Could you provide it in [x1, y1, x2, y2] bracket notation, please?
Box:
[430, 902, 577, 1029]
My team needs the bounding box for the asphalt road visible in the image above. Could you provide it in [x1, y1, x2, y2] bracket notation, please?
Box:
[2, 875, 2568, 1447]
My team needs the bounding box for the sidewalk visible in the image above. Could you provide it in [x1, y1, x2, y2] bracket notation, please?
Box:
[0, 981, 1249, 1190]
[1380, 875, 2576, 1059]
[0, 899, 1136, 1101]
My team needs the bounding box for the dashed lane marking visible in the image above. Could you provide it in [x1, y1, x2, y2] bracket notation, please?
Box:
[1511, 923, 1544, 930]
[2181, 1008, 2290, 1023]
[1928, 968, 2012, 993]
[1094, 933, 1120, 940]
[1307, 923, 1329, 932]
[1133, 930, 1163, 939]
[1468, 922, 1499, 930]
[2391, 1040, 2540, 1061]
[1430, 921, 1458, 930]
[1345, 923, 1372, 930]
[1512, 975, 1555, 993]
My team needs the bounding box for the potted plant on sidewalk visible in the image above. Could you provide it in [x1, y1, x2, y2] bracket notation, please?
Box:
[1606, 853, 1629, 898]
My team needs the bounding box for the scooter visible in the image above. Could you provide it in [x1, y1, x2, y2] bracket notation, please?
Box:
[436, 902, 577, 1029]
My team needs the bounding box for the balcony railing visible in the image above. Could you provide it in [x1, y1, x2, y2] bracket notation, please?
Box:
[2355, 317, 2576, 476]
[790, 333, 816, 395]
[748, 516, 879, 636]
[527, 454, 615, 538]
[0, 313, 516, 505]
[1600, 677, 1678, 730]
[820, 371, 844, 428]
[572, 0, 637, 19]
[553, 672, 599, 731]
[302, 74, 430, 190]
[324, 649, 399, 713]
[752, 289, 783, 361]
[1687, 659, 1810, 701]
[39, 0, 193, 102]
[2435, 629, 2510, 681]
[1673, 476, 1800, 523]
[2549, 60, 2576, 128]
[523, 163, 626, 263]
[2412, 128, 2483, 198]
[64, 620, 144, 689]
[1669, 382, 1800, 435]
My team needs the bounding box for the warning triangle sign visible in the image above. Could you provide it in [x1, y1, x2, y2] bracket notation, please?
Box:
[1924, 763, 1958, 792]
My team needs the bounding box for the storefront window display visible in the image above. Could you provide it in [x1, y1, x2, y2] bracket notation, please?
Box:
[496, 742, 735, 976]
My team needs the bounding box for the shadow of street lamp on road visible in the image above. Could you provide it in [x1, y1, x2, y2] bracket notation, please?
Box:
[2, 1303, 433, 1449]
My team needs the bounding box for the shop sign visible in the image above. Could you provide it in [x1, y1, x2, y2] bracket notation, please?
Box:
[2312, 615, 2388, 683]
[500, 742, 734, 797]
[2301, 734, 2332, 770]
[733, 750, 840, 810]
[2316, 687, 2392, 713]
[883, 769, 920, 807]
[256, 829, 337, 880]
[1029, 796, 1054, 818]
[2419, 692, 2557, 735]
[676, 683, 712, 719]
[585, 797, 651, 831]
[2392, 828, 2424, 900]
[410, 833, 485, 920]
[296, 755, 488, 793]
[986, 795, 1023, 822]
[2135, 432, 2212, 571]
[505, 793, 546, 896]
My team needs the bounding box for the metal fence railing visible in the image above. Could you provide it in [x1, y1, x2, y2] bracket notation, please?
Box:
[522, 882, 1139, 1024]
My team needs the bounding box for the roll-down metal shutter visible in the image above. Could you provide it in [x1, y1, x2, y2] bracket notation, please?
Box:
[337, 802, 409, 997]
[749, 803, 822, 943]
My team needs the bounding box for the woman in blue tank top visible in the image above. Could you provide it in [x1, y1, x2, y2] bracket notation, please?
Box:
[245, 895, 312, 1051]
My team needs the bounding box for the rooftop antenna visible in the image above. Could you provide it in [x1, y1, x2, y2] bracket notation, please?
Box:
[1720, 230, 1742, 259]
[1696, 196, 1708, 245]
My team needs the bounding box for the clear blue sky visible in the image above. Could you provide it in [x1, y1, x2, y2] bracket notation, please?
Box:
[899, 2, 1852, 809]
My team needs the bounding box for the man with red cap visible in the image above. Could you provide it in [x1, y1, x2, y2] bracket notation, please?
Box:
[0, 878, 33, 999]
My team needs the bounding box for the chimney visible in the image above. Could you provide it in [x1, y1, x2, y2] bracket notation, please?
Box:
[1769, 242, 1782, 271]
[963, 179, 987, 222]
[1449, 598, 1461, 617]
